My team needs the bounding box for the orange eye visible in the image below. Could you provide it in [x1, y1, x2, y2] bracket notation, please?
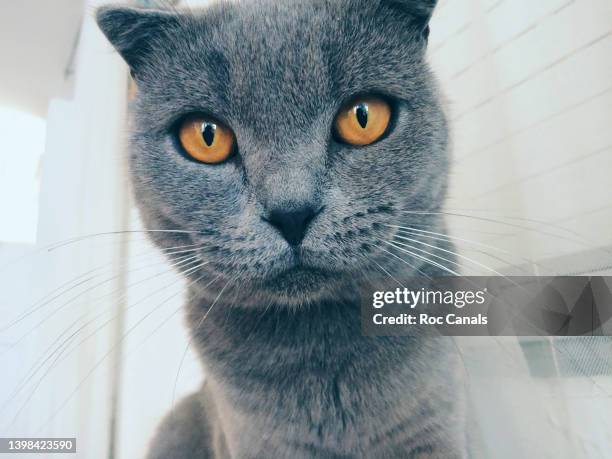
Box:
[334, 97, 392, 146]
[178, 115, 235, 164]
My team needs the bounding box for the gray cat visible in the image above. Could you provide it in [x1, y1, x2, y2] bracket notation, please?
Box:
[96, 0, 467, 457]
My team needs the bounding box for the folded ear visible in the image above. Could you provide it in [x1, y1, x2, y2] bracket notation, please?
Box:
[96, 6, 179, 75]
[381, 0, 437, 41]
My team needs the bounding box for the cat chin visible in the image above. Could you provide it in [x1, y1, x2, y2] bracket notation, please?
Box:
[261, 267, 340, 305]
[207, 267, 356, 309]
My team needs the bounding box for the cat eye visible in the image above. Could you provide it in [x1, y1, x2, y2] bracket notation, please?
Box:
[178, 115, 235, 164]
[334, 97, 392, 146]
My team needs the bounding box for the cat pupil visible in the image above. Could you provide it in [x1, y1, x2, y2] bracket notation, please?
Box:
[202, 123, 216, 146]
[356, 104, 368, 129]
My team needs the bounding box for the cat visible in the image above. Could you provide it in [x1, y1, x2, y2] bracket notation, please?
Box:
[96, 0, 467, 457]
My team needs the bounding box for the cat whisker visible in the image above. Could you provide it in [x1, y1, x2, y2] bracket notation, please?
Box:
[387, 233, 540, 295]
[25, 265, 210, 434]
[15, 259, 205, 400]
[46, 229, 204, 252]
[378, 239, 461, 276]
[389, 238, 469, 274]
[393, 221, 511, 237]
[398, 209, 612, 256]
[382, 237, 534, 308]
[170, 278, 233, 418]
[395, 235, 560, 291]
[378, 226, 612, 396]
[1, 274, 99, 333]
[441, 207, 611, 244]
[8, 333, 80, 426]
[389, 223, 524, 258]
[366, 255, 406, 288]
[392, 232, 514, 279]
[389, 225, 543, 275]
[370, 243, 433, 279]
[377, 238, 588, 364]
[0, 252, 203, 356]
[1, 258, 207, 418]
[372, 243, 547, 362]
[118, 277, 226, 370]
[1, 243, 206, 332]
[0, 229, 205, 277]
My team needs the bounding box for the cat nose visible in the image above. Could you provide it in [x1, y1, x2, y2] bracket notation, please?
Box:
[265, 206, 318, 246]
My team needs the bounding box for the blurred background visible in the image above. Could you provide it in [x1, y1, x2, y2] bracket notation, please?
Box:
[0, 0, 611, 458]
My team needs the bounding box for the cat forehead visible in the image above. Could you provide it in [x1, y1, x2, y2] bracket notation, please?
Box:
[140, 3, 422, 112]
[211, 3, 337, 88]
[165, 0, 377, 85]
[118, 0, 430, 141]
[97, 0, 433, 93]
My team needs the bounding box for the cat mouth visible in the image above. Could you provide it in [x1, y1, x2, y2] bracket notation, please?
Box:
[268, 265, 330, 284]
[262, 256, 336, 283]
[256, 265, 336, 303]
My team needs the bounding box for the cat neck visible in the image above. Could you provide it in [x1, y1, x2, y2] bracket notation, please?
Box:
[187, 290, 449, 393]
[184, 290, 459, 454]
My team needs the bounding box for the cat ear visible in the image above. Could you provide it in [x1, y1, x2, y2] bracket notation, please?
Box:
[96, 6, 179, 76]
[381, 0, 437, 41]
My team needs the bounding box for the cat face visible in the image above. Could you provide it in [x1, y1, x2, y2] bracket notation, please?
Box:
[97, 0, 448, 307]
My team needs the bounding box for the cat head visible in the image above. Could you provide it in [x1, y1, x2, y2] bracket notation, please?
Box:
[96, 0, 448, 307]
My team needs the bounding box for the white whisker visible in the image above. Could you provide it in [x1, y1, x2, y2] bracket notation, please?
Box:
[170, 278, 233, 418]
[1, 258, 207, 419]
[28, 263, 210, 434]
[379, 239, 460, 276]
[371, 243, 433, 279]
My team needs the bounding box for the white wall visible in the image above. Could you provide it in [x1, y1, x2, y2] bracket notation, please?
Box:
[114, 209, 203, 459]
[0, 0, 82, 116]
[0, 1, 129, 457]
[429, 0, 612, 271]
[429, 3, 612, 457]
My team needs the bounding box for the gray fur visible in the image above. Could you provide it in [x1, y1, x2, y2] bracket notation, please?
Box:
[97, 0, 467, 457]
